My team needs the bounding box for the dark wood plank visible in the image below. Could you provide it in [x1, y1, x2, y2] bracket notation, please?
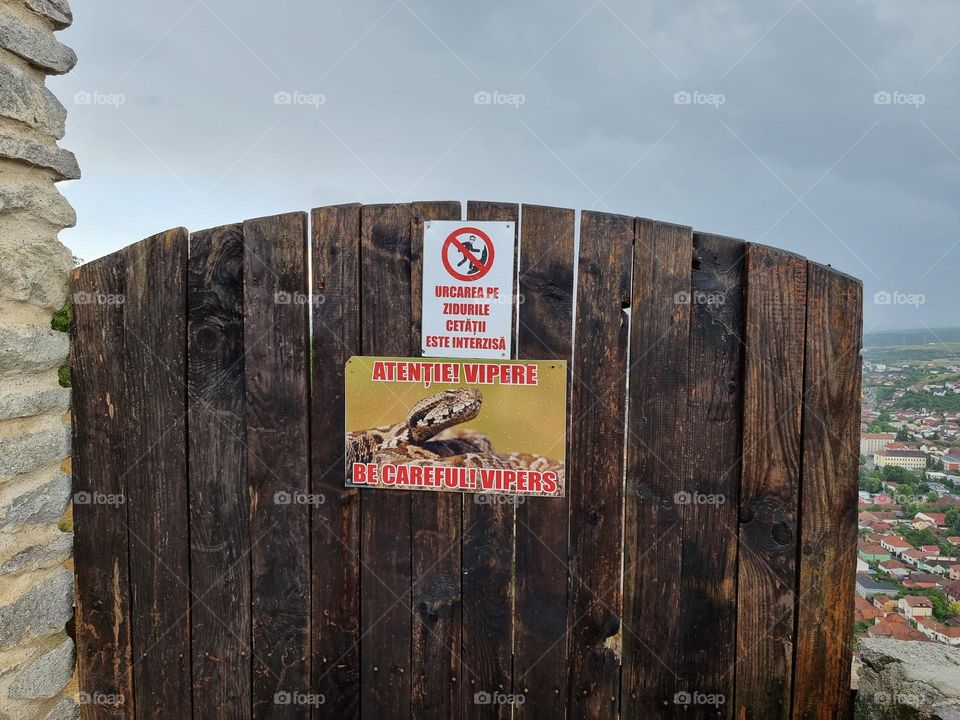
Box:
[566, 211, 633, 719]
[620, 219, 692, 717]
[243, 212, 311, 718]
[735, 244, 807, 719]
[310, 204, 361, 719]
[678, 233, 745, 720]
[462, 200, 517, 720]
[122, 228, 191, 719]
[513, 204, 575, 720]
[70, 252, 134, 720]
[359, 203, 415, 720]
[188, 224, 250, 719]
[791, 264, 862, 720]
[409, 201, 464, 720]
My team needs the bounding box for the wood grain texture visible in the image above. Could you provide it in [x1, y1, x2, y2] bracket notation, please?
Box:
[68, 203, 865, 720]
[791, 264, 862, 720]
[243, 213, 311, 719]
[735, 244, 808, 719]
[678, 233, 745, 719]
[620, 219, 693, 718]
[187, 224, 250, 719]
[310, 204, 362, 719]
[122, 228, 191, 719]
[409, 201, 464, 720]
[70, 252, 134, 720]
[359, 203, 415, 720]
[566, 211, 633, 719]
[513, 204, 575, 720]
[461, 201, 518, 720]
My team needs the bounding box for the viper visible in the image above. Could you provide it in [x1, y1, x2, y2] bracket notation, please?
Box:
[345, 387, 563, 481]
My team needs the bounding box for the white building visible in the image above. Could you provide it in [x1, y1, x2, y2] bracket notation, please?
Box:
[861, 433, 897, 456]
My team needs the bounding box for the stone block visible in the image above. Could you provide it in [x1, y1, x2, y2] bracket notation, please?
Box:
[0, 324, 68, 375]
[0, 63, 66, 137]
[0, 136, 78, 180]
[0, 417, 70, 477]
[0, 374, 70, 422]
[1, 532, 71, 575]
[857, 638, 960, 719]
[0, 473, 71, 528]
[23, 0, 73, 31]
[0, 569, 73, 650]
[8, 635, 74, 699]
[0, 12, 76, 74]
[0, 234, 73, 311]
[0, 183, 76, 227]
[44, 697, 79, 719]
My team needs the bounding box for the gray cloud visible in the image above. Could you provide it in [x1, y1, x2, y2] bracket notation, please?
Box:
[49, 0, 960, 330]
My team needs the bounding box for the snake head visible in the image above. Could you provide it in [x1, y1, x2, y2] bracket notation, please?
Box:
[406, 387, 482, 443]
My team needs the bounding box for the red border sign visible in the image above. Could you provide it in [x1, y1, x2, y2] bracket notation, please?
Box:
[441, 227, 495, 282]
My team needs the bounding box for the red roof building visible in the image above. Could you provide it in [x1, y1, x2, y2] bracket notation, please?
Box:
[903, 573, 943, 589]
[916, 617, 960, 645]
[868, 615, 931, 642]
[855, 596, 880, 622]
[915, 512, 947, 527]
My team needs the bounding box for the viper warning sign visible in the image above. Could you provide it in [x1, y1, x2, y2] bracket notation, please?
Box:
[422, 221, 515, 359]
[345, 356, 567, 497]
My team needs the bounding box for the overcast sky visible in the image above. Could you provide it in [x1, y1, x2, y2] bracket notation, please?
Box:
[49, 0, 960, 332]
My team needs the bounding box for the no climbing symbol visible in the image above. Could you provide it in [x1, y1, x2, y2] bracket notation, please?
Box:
[422, 219, 514, 359]
[441, 227, 495, 282]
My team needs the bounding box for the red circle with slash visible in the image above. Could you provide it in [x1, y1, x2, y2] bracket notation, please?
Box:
[441, 227, 495, 282]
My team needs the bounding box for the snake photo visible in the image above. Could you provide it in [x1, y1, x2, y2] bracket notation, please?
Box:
[346, 387, 563, 479]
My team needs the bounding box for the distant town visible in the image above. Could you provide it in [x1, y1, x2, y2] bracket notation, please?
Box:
[855, 337, 960, 647]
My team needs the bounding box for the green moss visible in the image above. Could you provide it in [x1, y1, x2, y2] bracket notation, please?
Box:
[51, 303, 71, 333]
[58, 365, 71, 388]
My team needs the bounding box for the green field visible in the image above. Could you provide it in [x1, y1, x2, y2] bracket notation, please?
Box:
[890, 390, 960, 413]
[862, 343, 960, 365]
[863, 327, 960, 348]
[862, 331, 960, 412]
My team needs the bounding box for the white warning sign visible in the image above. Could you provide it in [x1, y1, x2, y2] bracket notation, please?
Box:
[422, 221, 515, 359]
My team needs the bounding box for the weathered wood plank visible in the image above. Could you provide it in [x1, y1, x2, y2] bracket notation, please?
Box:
[566, 211, 633, 719]
[620, 219, 692, 717]
[359, 203, 415, 720]
[244, 212, 311, 718]
[791, 264, 862, 720]
[70, 202, 863, 720]
[409, 200, 464, 720]
[123, 228, 191, 719]
[735, 244, 807, 719]
[461, 200, 518, 720]
[513, 204, 575, 719]
[678, 233, 745, 720]
[310, 204, 362, 719]
[70, 251, 134, 720]
[188, 224, 250, 719]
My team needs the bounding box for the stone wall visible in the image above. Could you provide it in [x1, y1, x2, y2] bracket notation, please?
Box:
[857, 639, 960, 720]
[0, 0, 78, 718]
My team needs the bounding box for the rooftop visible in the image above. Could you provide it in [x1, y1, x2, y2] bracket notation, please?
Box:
[877, 449, 926, 458]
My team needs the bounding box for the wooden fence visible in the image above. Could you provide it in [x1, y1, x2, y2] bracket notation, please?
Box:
[70, 201, 862, 719]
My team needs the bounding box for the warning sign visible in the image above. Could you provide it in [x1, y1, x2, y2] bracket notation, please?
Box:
[345, 357, 566, 497]
[422, 221, 515, 359]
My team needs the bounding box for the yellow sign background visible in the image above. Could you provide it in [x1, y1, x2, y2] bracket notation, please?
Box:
[345, 357, 567, 464]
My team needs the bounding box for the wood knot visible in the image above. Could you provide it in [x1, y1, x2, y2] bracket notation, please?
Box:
[604, 615, 620, 637]
[771, 522, 791, 545]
